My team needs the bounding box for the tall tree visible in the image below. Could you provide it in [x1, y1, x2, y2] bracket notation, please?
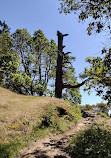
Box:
[11, 29, 33, 94]
[12, 29, 33, 76]
[33, 30, 50, 96]
[0, 22, 19, 87]
[55, 31, 69, 98]
[43, 39, 57, 84]
[55, 31, 82, 103]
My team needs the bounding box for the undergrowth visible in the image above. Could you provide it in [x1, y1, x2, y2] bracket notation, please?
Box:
[0, 138, 22, 158]
[67, 119, 111, 158]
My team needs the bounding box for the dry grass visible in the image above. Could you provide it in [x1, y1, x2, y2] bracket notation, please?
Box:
[94, 117, 111, 131]
[0, 87, 71, 144]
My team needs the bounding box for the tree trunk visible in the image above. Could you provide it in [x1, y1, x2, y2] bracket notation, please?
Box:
[55, 31, 92, 99]
[55, 31, 64, 98]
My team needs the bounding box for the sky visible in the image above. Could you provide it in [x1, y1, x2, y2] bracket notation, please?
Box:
[0, 0, 107, 105]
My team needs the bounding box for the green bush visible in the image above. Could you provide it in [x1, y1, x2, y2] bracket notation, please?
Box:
[71, 104, 82, 122]
[67, 124, 111, 158]
[80, 104, 92, 111]
[33, 104, 82, 133]
[96, 103, 109, 114]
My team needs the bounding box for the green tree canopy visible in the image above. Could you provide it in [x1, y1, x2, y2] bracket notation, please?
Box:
[95, 103, 109, 113]
[62, 55, 82, 104]
[80, 49, 111, 106]
[0, 30, 19, 87]
[0, 20, 10, 35]
[59, 0, 111, 35]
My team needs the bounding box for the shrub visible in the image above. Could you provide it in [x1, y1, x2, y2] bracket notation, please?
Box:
[71, 104, 82, 122]
[80, 104, 92, 111]
[33, 104, 82, 133]
[85, 104, 92, 110]
[67, 123, 111, 158]
[96, 103, 109, 114]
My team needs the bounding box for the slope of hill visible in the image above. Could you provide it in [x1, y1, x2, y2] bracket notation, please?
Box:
[0, 87, 81, 158]
[0, 87, 111, 158]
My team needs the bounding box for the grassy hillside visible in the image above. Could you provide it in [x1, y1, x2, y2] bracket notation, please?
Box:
[0, 87, 81, 158]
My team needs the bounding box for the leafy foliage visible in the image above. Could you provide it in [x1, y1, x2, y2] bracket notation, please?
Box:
[95, 103, 109, 114]
[62, 53, 82, 103]
[0, 20, 10, 35]
[68, 122, 111, 158]
[62, 65, 82, 104]
[80, 104, 92, 111]
[0, 32, 19, 87]
[80, 49, 111, 106]
[59, 0, 111, 35]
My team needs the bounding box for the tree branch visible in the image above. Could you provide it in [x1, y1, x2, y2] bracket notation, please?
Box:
[62, 78, 93, 89]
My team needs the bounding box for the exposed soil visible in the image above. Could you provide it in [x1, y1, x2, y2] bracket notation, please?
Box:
[16, 117, 95, 158]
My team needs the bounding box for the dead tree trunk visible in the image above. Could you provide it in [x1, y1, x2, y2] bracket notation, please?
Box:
[55, 31, 93, 99]
[55, 31, 68, 98]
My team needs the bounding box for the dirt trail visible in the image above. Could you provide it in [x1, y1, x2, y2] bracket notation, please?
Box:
[16, 118, 94, 158]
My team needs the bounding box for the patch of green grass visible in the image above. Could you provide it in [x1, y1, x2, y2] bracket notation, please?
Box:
[0, 128, 52, 158]
[0, 138, 23, 158]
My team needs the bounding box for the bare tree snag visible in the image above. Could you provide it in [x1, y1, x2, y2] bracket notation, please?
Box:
[55, 31, 93, 99]
[55, 31, 69, 98]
